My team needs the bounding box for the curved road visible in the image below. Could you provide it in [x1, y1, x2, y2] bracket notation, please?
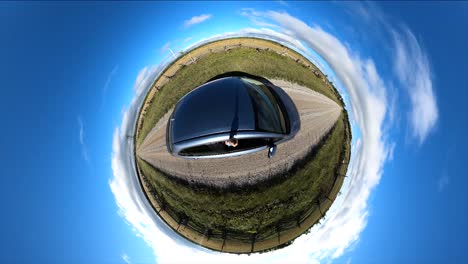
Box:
[137, 79, 342, 187]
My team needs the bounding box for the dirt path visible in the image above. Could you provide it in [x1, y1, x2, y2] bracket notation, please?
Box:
[137, 79, 342, 187]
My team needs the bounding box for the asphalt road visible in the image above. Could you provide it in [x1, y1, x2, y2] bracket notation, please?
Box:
[137, 79, 342, 187]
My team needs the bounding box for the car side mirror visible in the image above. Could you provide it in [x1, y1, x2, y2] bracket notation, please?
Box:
[268, 144, 277, 159]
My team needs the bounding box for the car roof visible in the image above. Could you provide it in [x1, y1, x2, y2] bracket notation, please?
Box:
[171, 77, 256, 144]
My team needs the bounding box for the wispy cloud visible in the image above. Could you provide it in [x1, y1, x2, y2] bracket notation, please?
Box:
[437, 172, 449, 192]
[101, 65, 119, 110]
[160, 42, 171, 54]
[77, 116, 90, 163]
[160, 42, 179, 59]
[276, 0, 289, 7]
[133, 66, 159, 96]
[346, 2, 438, 145]
[240, 8, 279, 28]
[183, 14, 212, 28]
[122, 253, 131, 264]
[392, 28, 438, 144]
[437, 147, 454, 192]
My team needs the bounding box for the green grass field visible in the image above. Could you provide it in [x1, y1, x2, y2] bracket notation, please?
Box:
[134, 39, 351, 248]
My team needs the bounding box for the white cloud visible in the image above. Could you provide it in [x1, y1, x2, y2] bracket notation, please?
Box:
[77, 116, 89, 162]
[183, 14, 212, 28]
[109, 7, 437, 264]
[392, 28, 438, 144]
[240, 11, 391, 259]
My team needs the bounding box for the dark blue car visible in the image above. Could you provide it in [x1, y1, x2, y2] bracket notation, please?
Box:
[166, 72, 300, 159]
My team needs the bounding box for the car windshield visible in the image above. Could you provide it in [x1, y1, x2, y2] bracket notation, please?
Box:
[242, 78, 286, 134]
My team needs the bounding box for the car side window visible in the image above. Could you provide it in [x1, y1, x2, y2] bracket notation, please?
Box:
[179, 138, 270, 156]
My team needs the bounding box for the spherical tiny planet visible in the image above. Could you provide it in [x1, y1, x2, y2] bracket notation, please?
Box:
[6, 2, 466, 264]
[134, 37, 351, 253]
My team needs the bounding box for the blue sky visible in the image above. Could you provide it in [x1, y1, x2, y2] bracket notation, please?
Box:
[2, 2, 467, 264]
